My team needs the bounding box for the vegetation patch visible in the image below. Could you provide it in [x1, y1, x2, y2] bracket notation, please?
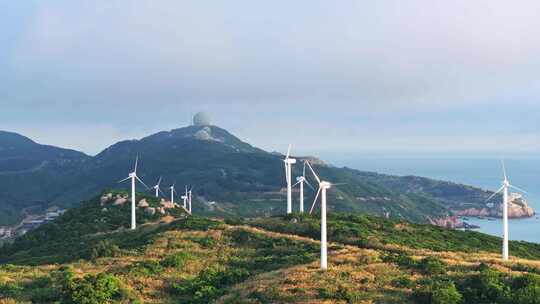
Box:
[250, 213, 540, 259]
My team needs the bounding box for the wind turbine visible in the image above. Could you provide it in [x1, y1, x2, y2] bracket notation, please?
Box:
[118, 156, 149, 230]
[188, 186, 193, 214]
[485, 160, 529, 260]
[181, 186, 188, 209]
[169, 182, 177, 205]
[283, 144, 297, 214]
[305, 160, 335, 270]
[152, 176, 164, 198]
[293, 161, 314, 213]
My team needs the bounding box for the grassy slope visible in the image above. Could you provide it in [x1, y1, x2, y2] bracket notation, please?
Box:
[248, 213, 540, 260]
[3, 197, 540, 303]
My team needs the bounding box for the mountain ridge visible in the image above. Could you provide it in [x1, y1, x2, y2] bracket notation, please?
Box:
[0, 125, 519, 227]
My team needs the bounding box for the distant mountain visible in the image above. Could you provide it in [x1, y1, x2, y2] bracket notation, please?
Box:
[0, 131, 90, 224]
[0, 125, 503, 226]
[0, 131, 88, 173]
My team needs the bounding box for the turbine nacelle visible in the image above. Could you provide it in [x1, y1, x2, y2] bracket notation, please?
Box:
[296, 176, 305, 182]
[284, 158, 297, 164]
[129, 172, 136, 178]
[320, 181, 332, 189]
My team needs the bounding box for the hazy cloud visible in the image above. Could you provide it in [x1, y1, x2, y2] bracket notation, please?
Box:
[1, 1, 539, 155]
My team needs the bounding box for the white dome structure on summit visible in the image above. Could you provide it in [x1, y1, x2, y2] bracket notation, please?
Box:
[193, 112, 212, 126]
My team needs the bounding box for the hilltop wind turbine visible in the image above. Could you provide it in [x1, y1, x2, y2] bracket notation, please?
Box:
[152, 176, 164, 198]
[118, 156, 150, 230]
[283, 144, 297, 214]
[293, 161, 314, 213]
[485, 160, 529, 260]
[188, 187, 193, 214]
[305, 161, 335, 270]
[181, 186, 188, 209]
[169, 182, 177, 204]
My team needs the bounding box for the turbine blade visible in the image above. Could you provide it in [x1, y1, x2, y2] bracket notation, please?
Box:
[292, 180, 301, 187]
[309, 187, 322, 214]
[332, 183, 348, 186]
[159, 189, 167, 197]
[305, 161, 321, 184]
[304, 179, 315, 191]
[285, 144, 292, 159]
[501, 159, 508, 181]
[485, 186, 504, 202]
[303, 161, 306, 178]
[136, 175, 150, 190]
[509, 184, 529, 194]
[134, 155, 139, 174]
[157, 176, 162, 186]
[118, 176, 131, 183]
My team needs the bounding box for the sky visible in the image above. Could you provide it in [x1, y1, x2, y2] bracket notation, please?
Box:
[0, 1, 539, 158]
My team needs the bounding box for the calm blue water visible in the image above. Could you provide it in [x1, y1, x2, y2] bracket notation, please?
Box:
[326, 157, 540, 243]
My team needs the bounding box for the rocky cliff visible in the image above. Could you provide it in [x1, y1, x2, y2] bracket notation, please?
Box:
[452, 193, 534, 218]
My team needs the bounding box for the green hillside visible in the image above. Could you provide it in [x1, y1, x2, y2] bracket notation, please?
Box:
[0, 131, 90, 225]
[0, 126, 500, 226]
[1, 192, 540, 303]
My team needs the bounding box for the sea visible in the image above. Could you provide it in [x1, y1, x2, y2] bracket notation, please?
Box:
[325, 156, 540, 244]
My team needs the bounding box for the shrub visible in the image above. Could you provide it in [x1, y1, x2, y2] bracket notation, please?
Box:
[391, 276, 415, 289]
[317, 284, 363, 303]
[512, 274, 540, 304]
[172, 266, 250, 304]
[381, 252, 417, 269]
[128, 260, 164, 276]
[185, 236, 215, 248]
[0, 282, 23, 298]
[460, 266, 510, 303]
[26, 276, 59, 302]
[54, 267, 124, 304]
[418, 257, 447, 275]
[88, 240, 121, 260]
[224, 217, 244, 226]
[431, 281, 462, 304]
[161, 252, 192, 268]
[413, 280, 462, 304]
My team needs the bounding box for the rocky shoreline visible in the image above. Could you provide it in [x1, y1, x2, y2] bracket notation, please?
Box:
[452, 193, 534, 219]
[430, 216, 480, 229]
[432, 193, 534, 230]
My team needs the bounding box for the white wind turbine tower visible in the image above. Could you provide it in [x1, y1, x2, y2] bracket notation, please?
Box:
[283, 144, 296, 214]
[188, 187, 193, 214]
[305, 161, 337, 270]
[181, 186, 188, 209]
[118, 156, 150, 230]
[152, 176, 164, 198]
[485, 160, 529, 261]
[293, 161, 314, 213]
[169, 182, 177, 205]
